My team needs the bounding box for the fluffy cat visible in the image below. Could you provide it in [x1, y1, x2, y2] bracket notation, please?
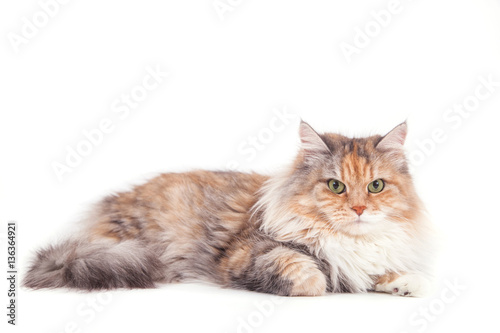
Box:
[24, 121, 434, 297]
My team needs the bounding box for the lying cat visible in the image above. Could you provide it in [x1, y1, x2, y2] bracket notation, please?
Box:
[24, 121, 434, 297]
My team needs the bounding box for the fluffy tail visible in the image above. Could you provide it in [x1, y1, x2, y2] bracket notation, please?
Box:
[23, 239, 164, 290]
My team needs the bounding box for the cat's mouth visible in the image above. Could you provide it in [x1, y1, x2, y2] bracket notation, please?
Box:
[350, 216, 377, 226]
[352, 216, 366, 223]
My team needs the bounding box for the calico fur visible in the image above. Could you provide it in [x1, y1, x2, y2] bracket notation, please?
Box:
[24, 121, 434, 297]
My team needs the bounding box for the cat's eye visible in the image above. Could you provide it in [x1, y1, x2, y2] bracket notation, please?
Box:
[368, 179, 384, 193]
[328, 179, 345, 194]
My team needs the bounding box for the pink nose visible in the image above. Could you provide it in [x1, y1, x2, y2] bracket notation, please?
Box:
[352, 206, 367, 216]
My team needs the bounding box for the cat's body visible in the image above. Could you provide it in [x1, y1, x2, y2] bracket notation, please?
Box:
[24, 122, 434, 296]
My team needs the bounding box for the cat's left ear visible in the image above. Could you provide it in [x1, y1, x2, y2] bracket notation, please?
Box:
[376, 122, 407, 150]
[299, 120, 330, 160]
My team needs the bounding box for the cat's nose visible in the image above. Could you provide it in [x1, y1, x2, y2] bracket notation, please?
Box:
[351, 206, 367, 216]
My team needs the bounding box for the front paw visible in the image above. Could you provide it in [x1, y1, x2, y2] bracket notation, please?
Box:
[375, 273, 430, 297]
[288, 264, 327, 297]
[263, 247, 327, 296]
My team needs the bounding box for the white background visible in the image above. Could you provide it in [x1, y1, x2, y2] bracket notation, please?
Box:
[1, 0, 500, 332]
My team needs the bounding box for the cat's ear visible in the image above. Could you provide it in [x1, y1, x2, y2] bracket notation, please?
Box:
[299, 121, 330, 159]
[376, 122, 407, 150]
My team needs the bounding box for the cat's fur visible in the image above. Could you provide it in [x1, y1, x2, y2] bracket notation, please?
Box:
[24, 121, 434, 296]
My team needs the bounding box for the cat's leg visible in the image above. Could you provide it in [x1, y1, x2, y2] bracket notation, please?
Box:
[374, 272, 430, 297]
[227, 245, 328, 296]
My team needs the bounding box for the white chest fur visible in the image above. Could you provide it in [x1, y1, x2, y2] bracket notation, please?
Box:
[322, 227, 419, 293]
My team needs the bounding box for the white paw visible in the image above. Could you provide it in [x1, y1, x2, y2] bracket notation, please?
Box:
[376, 274, 430, 297]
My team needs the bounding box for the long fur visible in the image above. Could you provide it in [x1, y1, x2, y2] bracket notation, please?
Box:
[24, 121, 435, 296]
[24, 239, 163, 290]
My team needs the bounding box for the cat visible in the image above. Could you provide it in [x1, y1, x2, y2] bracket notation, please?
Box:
[24, 121, 434, 297]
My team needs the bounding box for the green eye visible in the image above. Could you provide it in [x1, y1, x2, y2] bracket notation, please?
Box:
[328, 179, 345, 194]
[368, 179, 385, 193]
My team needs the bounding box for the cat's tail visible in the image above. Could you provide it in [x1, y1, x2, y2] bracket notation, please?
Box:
[23, 239, 164, 290]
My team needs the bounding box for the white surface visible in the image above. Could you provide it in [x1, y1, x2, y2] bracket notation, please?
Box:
[1, 0, 499, 332]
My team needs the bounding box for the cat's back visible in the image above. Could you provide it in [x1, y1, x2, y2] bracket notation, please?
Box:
[89, 170, 269, 242]
[145, 170, 269, 213]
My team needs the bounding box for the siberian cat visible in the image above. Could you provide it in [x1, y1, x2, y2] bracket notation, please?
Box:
[24, 121, 434, 297]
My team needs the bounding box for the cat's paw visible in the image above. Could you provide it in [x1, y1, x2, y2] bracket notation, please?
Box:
[375, 273, 430, 297]
[288, 264, 327, 297]
[270, 248, 327, 296]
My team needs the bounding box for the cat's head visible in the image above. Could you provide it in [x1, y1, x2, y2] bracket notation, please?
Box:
[258, 121, 423, 241]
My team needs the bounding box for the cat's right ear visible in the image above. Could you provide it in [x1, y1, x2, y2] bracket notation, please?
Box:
[299, 121, 330, 161]
[376, 122, 407, 151]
